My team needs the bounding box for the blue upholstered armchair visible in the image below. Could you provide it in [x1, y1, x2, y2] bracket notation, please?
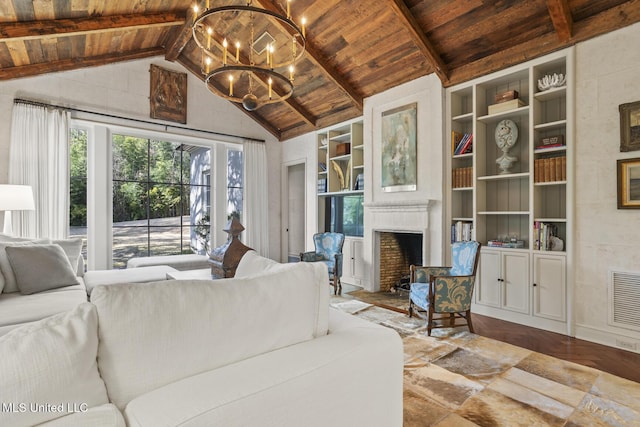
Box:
[300, 232, 345, 295]
[408, 241, 481, 336]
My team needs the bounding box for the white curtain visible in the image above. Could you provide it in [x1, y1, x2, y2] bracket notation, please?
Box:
[9, 103, 70, 239]
[242, 140, 269, 257]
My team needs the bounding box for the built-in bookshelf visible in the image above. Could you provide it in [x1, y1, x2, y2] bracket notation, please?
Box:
[445, 48, 574, 335]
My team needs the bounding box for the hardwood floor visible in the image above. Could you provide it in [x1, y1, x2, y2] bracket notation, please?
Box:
[471, 313, 640, 384]
[343, 284, 640, 384]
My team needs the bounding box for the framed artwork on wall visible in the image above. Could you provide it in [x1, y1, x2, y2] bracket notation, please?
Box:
[619, 100, 640, 152]
[617, 157, 640, 209]
[150, 64, 187, 124]
[381, 103, 417, 192]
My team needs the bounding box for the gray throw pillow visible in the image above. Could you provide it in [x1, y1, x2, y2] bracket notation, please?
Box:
[5, 244, 80, 295]
[0, 239, 48, 293]
[50, 238, 84, 277]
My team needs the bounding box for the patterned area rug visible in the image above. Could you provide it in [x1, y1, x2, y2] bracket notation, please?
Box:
[330, 294, 640, 426]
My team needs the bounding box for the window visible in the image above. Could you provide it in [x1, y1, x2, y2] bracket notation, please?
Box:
[325, 194, 364, 237]
[227, 149, 243, 220]
[111, 136, 210, 268]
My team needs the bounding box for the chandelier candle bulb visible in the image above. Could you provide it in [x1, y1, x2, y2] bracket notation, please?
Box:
[289, 65, 294, 81]
[207, 27, 212, 49]
[222, 38, 228, 65]
[205, 56, 211, 74]
[301, 17, 306, 37]
[229, 75, 234, 96]
[269, 45, 275, 68]
[235, 42, 240, 62]
[287, 0, 291, 19]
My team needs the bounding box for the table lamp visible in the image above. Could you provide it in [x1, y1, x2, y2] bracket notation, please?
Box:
[0, 185, 35, 235]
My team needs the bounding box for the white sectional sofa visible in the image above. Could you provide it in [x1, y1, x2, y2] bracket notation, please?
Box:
[0, 251, 404, 427]
[0, 234, 179, 335]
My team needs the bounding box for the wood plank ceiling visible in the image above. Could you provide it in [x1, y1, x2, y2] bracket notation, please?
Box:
[1, 0, 639, 141]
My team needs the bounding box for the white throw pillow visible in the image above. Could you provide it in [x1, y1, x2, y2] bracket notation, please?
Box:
[91, 260, 329, 410]
[234, 250, 281, 278]
[0, 303, 109, 427]
[0, 239, 48, 293]
[6, 244, 80, 294]
[49, 238, 84, 277]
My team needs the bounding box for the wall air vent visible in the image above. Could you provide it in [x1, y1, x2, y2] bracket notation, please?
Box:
[609, 270, 640, 331]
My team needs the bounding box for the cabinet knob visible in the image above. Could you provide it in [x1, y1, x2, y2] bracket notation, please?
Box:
[533, 283, 537, 287]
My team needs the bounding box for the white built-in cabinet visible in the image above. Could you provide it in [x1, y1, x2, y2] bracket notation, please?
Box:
[342, 237, 364, 286]
[446, 48, 574, 335]
[315, 118, 365, 287]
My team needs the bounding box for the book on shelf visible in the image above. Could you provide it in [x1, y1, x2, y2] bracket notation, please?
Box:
[317, 178, 327, 193]
[318, 162, 327, 171]
[451, 221, 473, 243]
[454, 133, 473, 155]
[452, 167, 473, 188]
[536, 135, 564, 149]
[533, 222, 559, 251]
[487, 98, 526, 115]
[451, 131, 463, 156]
[487, 240, 524, 248]
[534, 156, 566, 183]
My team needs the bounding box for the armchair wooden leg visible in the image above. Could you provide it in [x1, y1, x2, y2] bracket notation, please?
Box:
[337, 278, 342, 295]
[427, 309, 434, 336]
[466, 310, 474, 333]
[408, 300, 414, 318]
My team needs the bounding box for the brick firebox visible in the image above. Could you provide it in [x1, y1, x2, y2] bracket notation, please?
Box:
[377, 232, 423, 292]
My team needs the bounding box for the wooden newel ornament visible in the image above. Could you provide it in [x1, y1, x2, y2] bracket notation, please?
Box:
[209, 217, 253, 278]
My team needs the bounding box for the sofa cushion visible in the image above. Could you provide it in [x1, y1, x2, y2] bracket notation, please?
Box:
[123, 309, 404, 427]
[90, 260, 329, 410]
[234, 250, 280, 277]
[126, 254, 210, 271]
[6, 244, 80, 295]
[0, 303, 109, 427]
[37, 403, 125, 427]
[0, 282, 88, 335]
[83, 265, 178, 295]
[0, 239, 48, 293]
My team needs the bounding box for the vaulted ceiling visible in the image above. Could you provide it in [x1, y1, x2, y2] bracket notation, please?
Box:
[1, 0, 639, 141]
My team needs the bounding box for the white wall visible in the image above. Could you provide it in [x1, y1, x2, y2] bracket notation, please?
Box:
[574, 21, 640, 348]
[0, 56, 281, 261]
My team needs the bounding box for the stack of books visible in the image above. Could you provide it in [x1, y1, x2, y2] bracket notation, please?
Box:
[533, 222, 557, 251]
[487, 90, 526, 115]
[317, 178, 327, 193]
[487, 240, 525, 249]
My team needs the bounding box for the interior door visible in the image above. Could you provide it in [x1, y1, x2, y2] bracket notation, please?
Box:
[286, 163, 305, 262]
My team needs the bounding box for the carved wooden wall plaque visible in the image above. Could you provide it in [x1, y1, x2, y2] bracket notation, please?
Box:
[150, 64, 187, 124]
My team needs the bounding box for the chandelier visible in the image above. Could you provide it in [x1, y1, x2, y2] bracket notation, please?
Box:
[192, 0, 307, 111]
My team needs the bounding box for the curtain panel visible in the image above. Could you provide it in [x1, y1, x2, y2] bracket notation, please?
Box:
[9, 103, 70, 239]
[242, 140, 269, 257]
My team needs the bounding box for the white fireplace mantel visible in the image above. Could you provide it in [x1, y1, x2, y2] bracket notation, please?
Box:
[364, 200, 432, 213]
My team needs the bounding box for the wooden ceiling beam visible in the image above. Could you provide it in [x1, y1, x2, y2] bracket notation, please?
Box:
[0, 47, 164, 81]
[177, 55, 282, 140]
[448, 0, 640, 87]
[546, 0, 573, 42]
[165, 9, 196, 61]
[0, 13, 184, 42]
[255, 0, 363, 112]
[387, 0, 449, 84]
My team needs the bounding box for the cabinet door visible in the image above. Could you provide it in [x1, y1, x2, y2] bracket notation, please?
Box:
[533, 253, 566, 321]
[352, 239, 365, 280]
[477, 249, 501, 307]
[502, 251, 530, 314]
[342, 238, 354, 282]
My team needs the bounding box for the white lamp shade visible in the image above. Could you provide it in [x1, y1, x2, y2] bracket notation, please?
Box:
[0, 185, 35, 211]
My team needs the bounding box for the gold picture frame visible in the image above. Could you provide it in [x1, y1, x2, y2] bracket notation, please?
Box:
[150, 64, 187, 124]
[617, 157, 640, 209]
[619, 100, 640, 152]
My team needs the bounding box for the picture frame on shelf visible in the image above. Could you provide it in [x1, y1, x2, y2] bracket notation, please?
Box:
[617, 157, 640, 209]
[619, 100, 640, 152]
[381, 103, 417, 192]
